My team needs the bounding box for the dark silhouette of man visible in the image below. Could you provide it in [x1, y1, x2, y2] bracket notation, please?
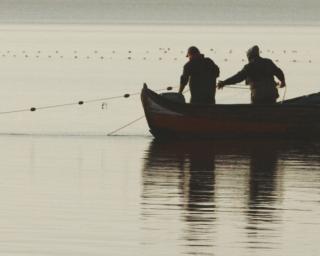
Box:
[179, 46, 220, 104]
[217, 45, 286, 104]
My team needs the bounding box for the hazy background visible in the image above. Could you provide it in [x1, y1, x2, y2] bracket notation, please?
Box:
[0, 0, 319, 25]
[0, 2, 319, 256]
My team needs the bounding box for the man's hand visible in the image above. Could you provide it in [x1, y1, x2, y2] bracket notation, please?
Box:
[217, 80, 225, 89]
[279, 81, 286, 88]
[276, 81, 286, 88]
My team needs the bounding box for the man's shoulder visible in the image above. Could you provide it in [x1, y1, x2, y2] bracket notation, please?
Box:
[184, 58, 202, 67]
[204, 57, 214, 63]
[260, 57, 280, 70]
[204, 57, 219, 67]
[247, 57, 274, 68]
[260, 57, 274, 64]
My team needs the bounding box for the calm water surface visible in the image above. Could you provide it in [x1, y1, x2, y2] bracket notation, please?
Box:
[0, 135, 319, 255]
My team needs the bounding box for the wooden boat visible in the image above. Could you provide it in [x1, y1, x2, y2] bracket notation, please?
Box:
[141, 84, 320, 139]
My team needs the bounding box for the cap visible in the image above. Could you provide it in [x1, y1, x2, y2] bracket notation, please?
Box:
[247, 45, 260, 59]
[186, 46, 200, 57]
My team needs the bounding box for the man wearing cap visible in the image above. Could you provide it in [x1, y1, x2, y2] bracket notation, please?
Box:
[179, 46, 220, 104]
[217, 45, 286, 104]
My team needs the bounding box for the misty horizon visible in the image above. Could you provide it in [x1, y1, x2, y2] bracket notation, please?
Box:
[0, 0, 319, 26]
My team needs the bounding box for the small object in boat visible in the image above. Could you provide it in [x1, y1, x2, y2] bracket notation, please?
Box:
[101, 102, 108, 109]
[160, 92, 186, 103]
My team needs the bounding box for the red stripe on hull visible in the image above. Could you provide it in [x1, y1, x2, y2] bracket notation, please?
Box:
[150, 113, 288, 135]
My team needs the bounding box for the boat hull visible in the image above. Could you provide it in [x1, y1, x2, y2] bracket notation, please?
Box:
[141, 86, 320, 139]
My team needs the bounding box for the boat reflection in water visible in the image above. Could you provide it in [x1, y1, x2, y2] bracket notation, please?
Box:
[141, 139, 320, 255]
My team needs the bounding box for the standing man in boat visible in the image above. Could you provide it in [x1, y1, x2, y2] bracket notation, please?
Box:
[217, 45, 286, 104]
[179, 46, 220, 104]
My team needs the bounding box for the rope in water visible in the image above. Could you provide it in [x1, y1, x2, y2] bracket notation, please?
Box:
[107, 115, 146, 136]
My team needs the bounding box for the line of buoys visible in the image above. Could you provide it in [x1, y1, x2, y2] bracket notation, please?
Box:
[0, 49, 310, 59]
[0, 52, 316, 63]
[0, 48, 306, 55]
[0, 86, 176, 116]
[1, 54, 316, 64]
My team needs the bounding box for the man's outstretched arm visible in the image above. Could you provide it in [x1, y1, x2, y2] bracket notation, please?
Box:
[217, 68, 247, 89]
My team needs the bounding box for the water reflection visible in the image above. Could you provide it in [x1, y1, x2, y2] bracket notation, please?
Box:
[142, 139, 320, 254]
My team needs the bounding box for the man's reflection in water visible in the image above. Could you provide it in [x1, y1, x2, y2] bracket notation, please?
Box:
[184, 143, 216, 213]
[141, 139, 318, 251]
[143, 140, 216, 211]
[244, 142, 281, 242]
[142, 140, 217, 248]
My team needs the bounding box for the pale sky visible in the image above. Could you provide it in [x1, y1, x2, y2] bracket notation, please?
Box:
[0, 0, 319, 25]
